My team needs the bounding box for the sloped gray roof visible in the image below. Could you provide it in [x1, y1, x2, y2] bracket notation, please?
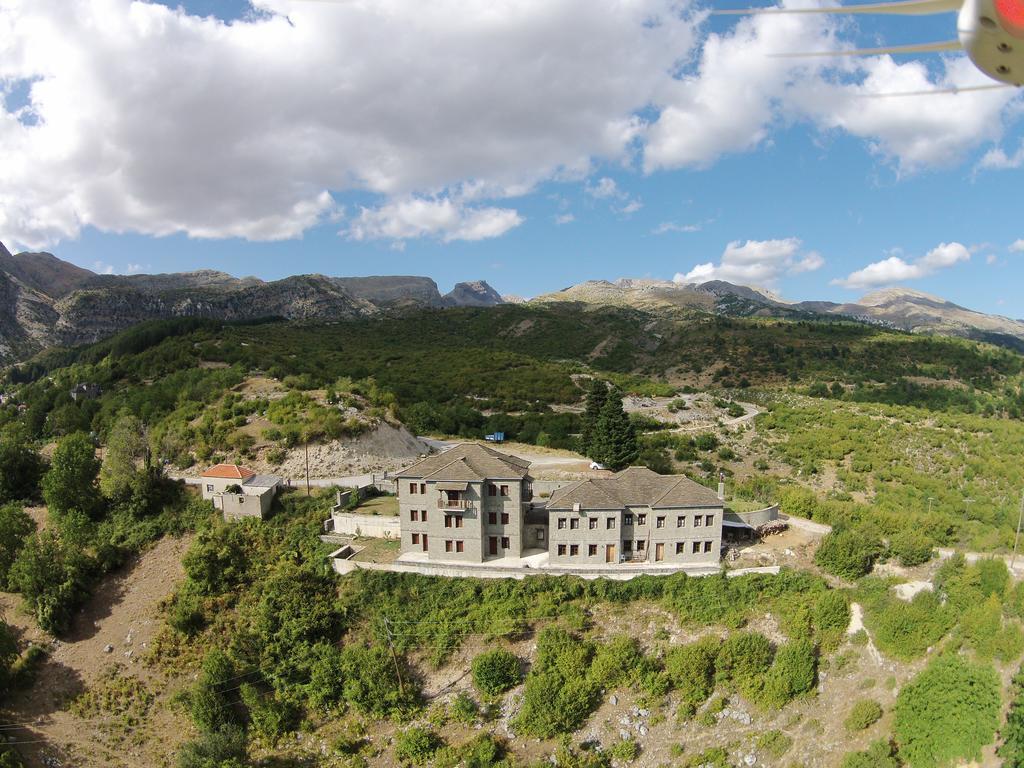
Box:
[396, 443, 530, 481]
[547, 466, 722, 511]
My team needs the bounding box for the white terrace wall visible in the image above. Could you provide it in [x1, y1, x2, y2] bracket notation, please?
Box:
[327, 513, 401, 538]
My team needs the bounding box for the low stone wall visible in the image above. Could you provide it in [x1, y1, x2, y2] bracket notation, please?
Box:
[331, 558, 780, 582]
[724, 504, 779, 529]
[326, 513, 400, 538]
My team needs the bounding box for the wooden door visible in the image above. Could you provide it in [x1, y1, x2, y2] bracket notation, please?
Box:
[605, 544, 616, 563]
[422, 534, 428, 552]
[489, 537, 498, 556]
[655, 543, 664, 562]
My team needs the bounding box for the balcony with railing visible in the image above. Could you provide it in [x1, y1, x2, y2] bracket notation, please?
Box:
[437, 497, 473, 511]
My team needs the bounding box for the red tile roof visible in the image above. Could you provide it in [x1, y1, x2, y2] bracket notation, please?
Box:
[201, 463, 256, 480]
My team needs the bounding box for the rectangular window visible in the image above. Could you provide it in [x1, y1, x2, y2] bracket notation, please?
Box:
[706, 515, 714, 527]
[704, 541, 713, 553]
[238, 496, 244, 504]
[421, 511, 427, 522]
[637, 540, 646, 552]
[456, 541, 464, 553]
[409, 482, 417, 495]
[570, 544, 579, 556]
[625, 514, 633, 526]
[558, 518, 567, 530]
[637, 514, 647, 525]
[589, 518, 598, 530]
[676, 542, 685, 554]
[206, 484, 214, 493]
[606, 517, 616, 530]
[588, 544, 598, 556]
[656, 516, 665, 529]
[444, 515, 452, 528]
[692, 541, 700, 554]
[558, 544, 567, 556]
[456, 516, 464, 529]
[411, 510, 419, 522]
[501, 512, 510, 525]
[537, 529, 545, 541]
[694, 516, 703, 527]
[420, 483, 426, 495]
[677, 515, 685, 528]
[500, 485, 509, 497]
[488, 512, 497, 525]
[570, 518, 579, 530]
[501, 536, 510, 549]
[623, 540, 633, 553]
[488, 484, 497, 497]
[445, 539, 452, 552]
[412, 533, 420, 545]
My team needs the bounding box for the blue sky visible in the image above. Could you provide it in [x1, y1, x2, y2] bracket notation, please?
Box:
[2, 0, 1023, 316]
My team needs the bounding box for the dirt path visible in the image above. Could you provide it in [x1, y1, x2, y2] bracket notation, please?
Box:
[0, 536, 193, 768]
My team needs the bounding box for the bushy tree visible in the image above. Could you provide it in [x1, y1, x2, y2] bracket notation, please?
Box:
[187, 649, 241, 733]
[999, 664, 1024, 767]
[0, 503, 35, 589]
[42, 432, 102, 521]
[99, 413, 150, 501]
[0, 429, 44, 504]
[715, 632, 774, 690]
[894, 654, 1000, 768]
[471, 648, 521, 697]
[664, 638, 718, 717]
[814, 527, 883, 580]
[182, 523, 251, 596]
[177, 724, 247, 768]
[759, 639, 817, 709]
[339, 644, 418, 719]
[889, 529, 934, 567]
[9, 530, 96, 635]
[240, 684, 298, 745]
[513, 628, 599, 738]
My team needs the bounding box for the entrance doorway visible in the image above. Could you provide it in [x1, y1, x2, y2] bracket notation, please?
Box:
[489, 537, 498, 556]
[655, 543, 664, 562]
[422, 534, 429, 552]
[605, 544, 617, 563]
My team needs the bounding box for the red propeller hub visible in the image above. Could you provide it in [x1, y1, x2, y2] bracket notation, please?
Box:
[995, 0, 1024, 38]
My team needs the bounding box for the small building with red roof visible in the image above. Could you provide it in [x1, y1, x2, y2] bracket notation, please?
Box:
[201, 464, 282, 521]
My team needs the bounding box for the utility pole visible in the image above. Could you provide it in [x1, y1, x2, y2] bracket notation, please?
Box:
[304, 440, 310, 497]
[927, 497, 935, 516]
[382, 616, 406, 697]
[1012, 490, 1024, 571]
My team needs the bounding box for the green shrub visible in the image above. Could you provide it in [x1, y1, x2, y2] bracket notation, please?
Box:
[961, 593, 1024, 661]
[814, 528, 883, 580]
[512, 628, 599, 738]
[866, 589, 953, 661]
[609, 738, 641, 762]
[998, 663, 1024, 767]
[889, 530, 934, 567]
[9, 530, 97, 635]
[187, 649, 241, 733]
[177, 725, 247, 768]
[181, 523, 251, 596]
[449, 692, 478, 724]
[471, 649, 521, 697]
[844, 700, 883, 732]
[394, 726, 443, 766]
[240, 684, 299, 745]
[756, 730, 793, 759]
[894, 654, 1000, 768]
[715, 632, 774, 691]
[758, 639, 817, 709]
[840, 740, 900, 768]
[340, 643, 419, 719]
[664, 638, 718, 715]
[589, 635, 645, 690]
[0, 503, 35, 589]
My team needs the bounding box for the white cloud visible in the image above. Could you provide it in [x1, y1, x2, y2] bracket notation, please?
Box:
[675, 238, 824, 286]
[347, 197, 523, 243]
[653, 221, 701, 235]
[1010, 239, 1024, 253]
[0, 0, 697, 249]
[987, 254, 998, 265]
[554, 213, 575, 225]
[978, 141, 1024, 171]
[834, 241, 970, 289]
[1, 0, 1021, 250]
[586, 177, 620, 199]
[618, 200, 643, 216]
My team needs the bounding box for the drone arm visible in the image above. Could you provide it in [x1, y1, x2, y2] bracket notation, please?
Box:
[715, 0, 962, 15]
[770, 39, 962, 56]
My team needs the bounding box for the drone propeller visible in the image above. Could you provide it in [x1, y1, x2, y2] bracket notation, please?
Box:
[859, 82, 1018, 95]
[715, 0, 961, 15]
[770, 39, 961, 56]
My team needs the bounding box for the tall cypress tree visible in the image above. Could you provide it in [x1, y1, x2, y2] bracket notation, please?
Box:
[592, 389, 638, 470]
[580, 379, 608, 456]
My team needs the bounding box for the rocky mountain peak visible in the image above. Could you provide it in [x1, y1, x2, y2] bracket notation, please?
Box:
[444, 280, 505, 307]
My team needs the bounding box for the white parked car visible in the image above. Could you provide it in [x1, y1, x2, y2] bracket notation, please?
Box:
[589, 461, 608, 470]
